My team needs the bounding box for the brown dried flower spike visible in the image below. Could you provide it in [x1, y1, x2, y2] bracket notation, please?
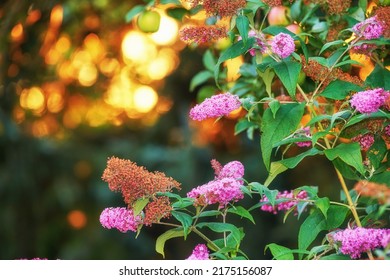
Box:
[354, 180, 390, 205]
[102, 157, 181, 205]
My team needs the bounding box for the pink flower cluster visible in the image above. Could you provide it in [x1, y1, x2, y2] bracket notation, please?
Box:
[296, 127, 312, 147]
[99, 207, 141, 233]
[186, 244, 209, 260]
[350, 88, 389, 114]
[332, 227, 390, 259]
[238, 30, 267, 56]
[189, 92, 241, 121]
[187, 160, 245, 207]
[271, 33, 295, 59]
[260, 190, 308, 214]
[352, 16, 384, 40]
[352, 133, 375, 151]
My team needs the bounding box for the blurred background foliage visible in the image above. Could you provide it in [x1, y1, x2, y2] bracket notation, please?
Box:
[0, 0, 338, 259]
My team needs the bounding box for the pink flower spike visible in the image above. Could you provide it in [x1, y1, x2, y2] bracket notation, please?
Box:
[217, 161, 245, 180]
[100, 207, 141, 233]
[332, 227, 390, 259]
[187, 244, 209, 260]
[271, 33, 295, 59]
[189, 92, 241, 121]
[352, 16, 384, 40]
[350, 88, 389, 114]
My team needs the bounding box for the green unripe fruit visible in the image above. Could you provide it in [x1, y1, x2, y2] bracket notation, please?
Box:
[137, 10, 161, 33]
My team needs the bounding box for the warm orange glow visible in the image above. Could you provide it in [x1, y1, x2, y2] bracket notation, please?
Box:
[45, 48, 61, 65]
[11, 23, 23, 42]
[67, 210, 87, 229]
[26, 9, 41, 25]
[105, 72, 134, 109]
[133, 86, 158, 113]
[31, 120, 50, 137]
[20, 87, 45, 111]
[7, 64, 19, 77]
[47, 91, 65, 113]
[99, 58, 119, 77]
[147, 55, 172, 80]
[84, 33, 105, 62]
[226, 107, 243, 119]
[84, 14, 100, 29]
[225, 56, 244, 82]
[122, 31, 157, 64]
[50, 5, 63, 28]
[150, 13, 179, 46]
[55, 35, 71, 53]
[350, 52, 371, 67]
[78, 63, 98, 87]
[86, 102, 110, 127]
[72, 50, 92, 70]
[359, 62, 375, 81]
[367, 1, 377, 15]
[13, 106, 25, 123]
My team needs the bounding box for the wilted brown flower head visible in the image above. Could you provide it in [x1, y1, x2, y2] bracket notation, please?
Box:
[102, 157, 181, 205]
[373, 6, 390, 38]
[203, 0, 246, 18]
[354, 181, 390, 204]
[179, 25, 227, 45]
[309, 0, 351, 15]
[262, 0, 295, 6]
[143, 196, 173, 226]
[301, 55, 363, 89]
[326, 22, 347, 42]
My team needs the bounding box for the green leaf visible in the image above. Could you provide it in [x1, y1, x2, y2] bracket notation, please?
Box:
[203, 50, 216, 72]
[298, 205, 349, 253]
[272, 61, 302, 98]
[319, 80, 363, 100]
[234, 119, 258, 135]
[166, 7, 188, 20]
[258, 68, 275, 96]
[214, 38, 255, 87]
[133, 197, 149, 216]
[345, 111, 390, 128]
[171, 211, 193, 239]
[319, 40, 346, 54]
[269, 100, 280, 118]
[265, 149, 321, 186]
[315, 197, 330, 219]
[155, 228, 185, 258]
[125, 5, 145, 22]
[196, 210, 222, 218]
[324, 143, 365, 175]
[265, 243, 294, 260]
[197, 222, 242, 245]
[228, 206, 255, 224]
[236, 15, 249, 44]
[365, 64, 390, 90]
[320, 254, 351, 260]
[359, 0, 368, 11]
[189, 71, 213, 91]
[261, 103, 305, 170]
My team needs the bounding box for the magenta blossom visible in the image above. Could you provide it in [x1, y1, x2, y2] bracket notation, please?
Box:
[332, 227, 390, 259]
[350, 88, 389, 114]
[217, 160, 245, 181]
[187, 177, 244, 207]
[271, 33, 295, 58]
[260, 190, 308, 214]
[352, 133, 375, 151]
[385, 124, 390, 137]
[189, 92, 241, 121]
[352, 16, 384, 40]
[187, 244, 209, 260]
[296, 127, 312, 148]
[100, 207, 141, 233]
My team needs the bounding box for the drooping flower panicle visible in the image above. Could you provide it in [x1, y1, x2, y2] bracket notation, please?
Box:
[271, 33, 295, 58]
[179, 25, 227, 45]
[187, 160, 245, 208]
[332, 227, 390, 259]
[143, 197, 173, 226]
[349, 88, 389, 115]
[186, 244, 209, 260]
[351, 133, 375, 151]
[102, 157, 181, 205]
[189, 92, 241, 121]
[352, 16, 384, 40]
[99, 207, 141, 233]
